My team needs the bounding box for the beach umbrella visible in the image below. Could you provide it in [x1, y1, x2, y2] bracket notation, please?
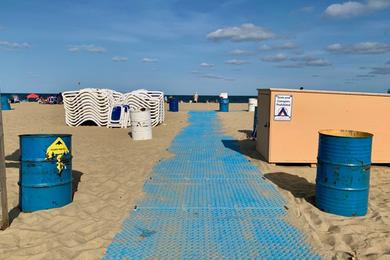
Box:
[27, 93, 40, 102]
[27, 93, 39, 99]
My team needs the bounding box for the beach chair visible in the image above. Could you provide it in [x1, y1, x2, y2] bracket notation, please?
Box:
[107, 105, 122, 128]
[107, 104, 131, 128]
[122, 105, 131, 128]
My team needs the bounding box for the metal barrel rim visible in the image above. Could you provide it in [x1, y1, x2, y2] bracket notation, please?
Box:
[18, 180, 73, 188]
[319, 129, 373, 138]
[317, 158, 371, 167]
[19, 134, 72, 138]
[316, 182, 369, 192]
[20, 157, 73, 162]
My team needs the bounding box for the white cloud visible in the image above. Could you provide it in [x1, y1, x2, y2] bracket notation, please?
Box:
[291, 55, 332, 66]
[278, 55, 332, 68]
[112, 56, 128, 62]
[228, 49, 254, 56]
[258, 42, 298, 51]
[323, 0, 390, 18]
[200, 74, 235, 81]
[277, 42, 298, 49]
[277, 63, 304, 68]
[207, 23, 275, 42]
[368, 0, 390, 9]
[326, 43, 344, 52]
[324, 1, 366, 18]
[369, 67, 390, 75]
[326, 42, 390, 54]
[261, 53, 288, 62]
[0, 40, 31, 49]
[68, 44, 106, 53]
[356, 74, 375, 77]
[200, 62, 214, 68]
[225, 59, 249, 65]
[142, 57, 158, 63]
[305, 58, 331, 66]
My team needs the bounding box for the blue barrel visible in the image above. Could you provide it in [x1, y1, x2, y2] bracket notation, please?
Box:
[169, 97, 179, 112]
[19, 134, 73, 212]
[316, 130, 373, 217]
[1, 95, 11, 110]
[219, 98, 229, 112]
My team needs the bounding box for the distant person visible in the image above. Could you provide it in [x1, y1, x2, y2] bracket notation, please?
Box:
[57, 93, 63, 104]
[193, 92, 199, 103]
[299, 87, 304, 90]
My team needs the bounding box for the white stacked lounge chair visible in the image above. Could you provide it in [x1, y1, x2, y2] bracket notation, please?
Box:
[124, 89, 164, 127]
[62, 88, 164, 128]
[62, 88, 123, 127]
[145, 90, 165, 124]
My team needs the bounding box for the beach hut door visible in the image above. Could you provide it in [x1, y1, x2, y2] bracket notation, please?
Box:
[256, 93, 270, 161]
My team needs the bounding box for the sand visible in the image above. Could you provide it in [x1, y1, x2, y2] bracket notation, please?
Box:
[218, 105, 390, 260]
[0, 103, 187, 259]
[0, 102, 389, 259]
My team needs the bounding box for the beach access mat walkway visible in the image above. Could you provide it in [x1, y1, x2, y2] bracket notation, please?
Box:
[104, 111, 320, 259]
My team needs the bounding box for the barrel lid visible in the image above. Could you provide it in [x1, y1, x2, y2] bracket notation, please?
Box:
[319, 129, 373, 138]
[19, 134, 72, 138]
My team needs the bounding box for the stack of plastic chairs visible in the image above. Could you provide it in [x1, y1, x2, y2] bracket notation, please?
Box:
[62, 88, 165, 128]
[124, 89, 164, 127]
[62, 88, 124, 127]
[145, 90, 165, 124]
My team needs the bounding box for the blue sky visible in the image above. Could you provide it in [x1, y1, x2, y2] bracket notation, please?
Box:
[0, 0, 389, 95]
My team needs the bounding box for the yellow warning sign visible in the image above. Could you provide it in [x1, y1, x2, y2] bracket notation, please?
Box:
[46, 137, 70, 174]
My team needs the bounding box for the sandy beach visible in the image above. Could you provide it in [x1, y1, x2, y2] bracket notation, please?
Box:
[0, 102, 187, 259]
[0, 102, 389, 259]
[219, 107, 390, 260]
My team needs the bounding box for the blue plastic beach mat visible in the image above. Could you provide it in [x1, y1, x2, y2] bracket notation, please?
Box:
[104, 111, 320, 259]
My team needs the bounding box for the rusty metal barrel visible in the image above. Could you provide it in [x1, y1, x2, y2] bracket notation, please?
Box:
[316, 130, 373, 216]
